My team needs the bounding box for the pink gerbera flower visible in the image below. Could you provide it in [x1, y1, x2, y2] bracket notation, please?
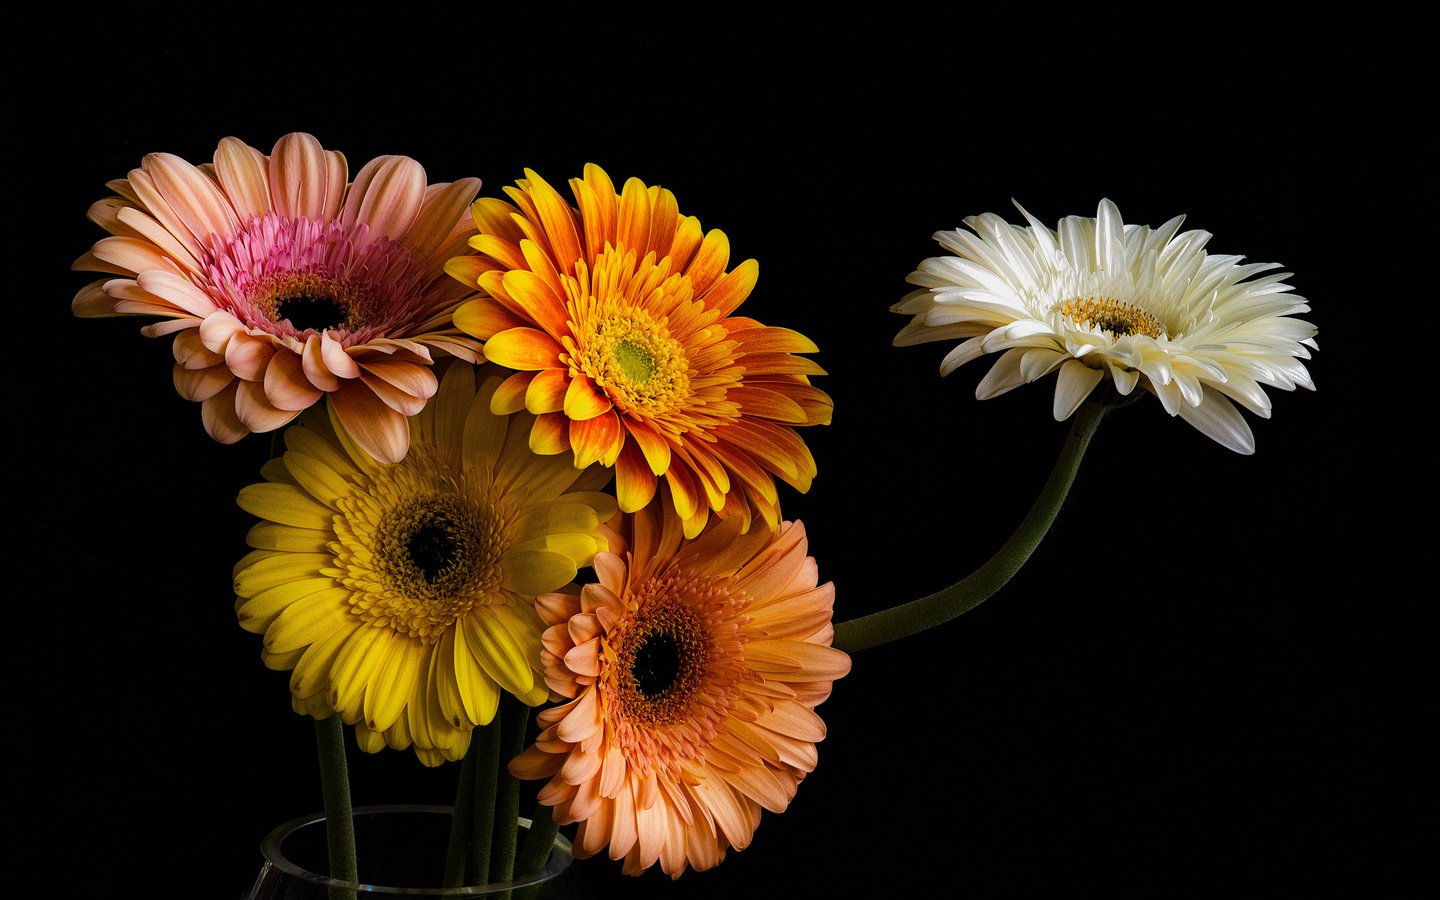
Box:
[72, 133, 484, 462]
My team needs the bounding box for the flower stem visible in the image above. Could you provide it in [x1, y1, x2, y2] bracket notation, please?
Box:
[313, 715, 357, 900]
[467, 719, 503, 886]
[443, 735, 481, 888]
[517, 802, 559, 877]
[833, 402, 1106, 652]
[491, 697, 530, 884]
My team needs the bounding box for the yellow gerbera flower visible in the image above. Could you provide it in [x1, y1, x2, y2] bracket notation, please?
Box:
[234, 362, 616, 765]
[446, 164, 832, 539]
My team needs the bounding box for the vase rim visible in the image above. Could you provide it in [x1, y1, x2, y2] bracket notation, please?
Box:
[259, 802, 574, 896]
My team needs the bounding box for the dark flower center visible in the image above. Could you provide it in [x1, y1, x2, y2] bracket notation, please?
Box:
[632, 632, 682, 697]
[407, 521, 459, 583]
[277, 295, 350, 333]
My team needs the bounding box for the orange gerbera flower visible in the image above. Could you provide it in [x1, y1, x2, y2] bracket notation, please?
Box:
[73, 133, 484, 463]
[446, 165, 832, 538]
[509, 499, 850, 877]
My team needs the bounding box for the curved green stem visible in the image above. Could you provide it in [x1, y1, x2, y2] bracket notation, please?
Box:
[833, 402, 1106, 652]
[314, 715, 357, 900]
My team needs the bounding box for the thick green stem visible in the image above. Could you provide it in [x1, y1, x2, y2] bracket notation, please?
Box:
[442, 735, 481, 888]
[314, 715, 357, 900]
[490, 697, 530, 884]
[833, 402, 1106, 652]
[516, 802, 559, 877]
[467, 718, 503, 886]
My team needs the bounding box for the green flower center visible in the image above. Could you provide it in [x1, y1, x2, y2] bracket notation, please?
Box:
[611, 339, 656, 383]
[580, 310, 691, 416]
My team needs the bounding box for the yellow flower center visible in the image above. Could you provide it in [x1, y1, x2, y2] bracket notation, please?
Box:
[1057, 295, 1165, 340]
[581, 311, 691, 415]
[341, 488, 506, 642]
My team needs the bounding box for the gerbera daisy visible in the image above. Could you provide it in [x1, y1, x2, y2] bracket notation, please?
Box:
[892, 200, 1316, 453]
[446, 164, 832, 538]
[509, 499, 850, 877]
[233, 362, 616, 765]
[73, 132, 485, 463]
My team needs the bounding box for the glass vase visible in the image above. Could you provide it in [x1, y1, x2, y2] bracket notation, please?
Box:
[246, 804, 576, 898]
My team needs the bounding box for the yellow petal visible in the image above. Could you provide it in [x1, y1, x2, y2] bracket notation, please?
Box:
[237, 483, 335, 530]
[503, 550, 579, 595]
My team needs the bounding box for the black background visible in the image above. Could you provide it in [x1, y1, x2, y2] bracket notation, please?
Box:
[20, 18, 1431, 897]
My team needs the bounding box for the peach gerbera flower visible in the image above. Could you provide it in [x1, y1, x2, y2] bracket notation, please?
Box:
[509, 498, 850, 877]
[72, 133, 484, 463]
[446, 165, 832, 538]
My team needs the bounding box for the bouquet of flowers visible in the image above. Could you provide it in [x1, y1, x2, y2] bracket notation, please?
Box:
[70, 132, 1315, 896]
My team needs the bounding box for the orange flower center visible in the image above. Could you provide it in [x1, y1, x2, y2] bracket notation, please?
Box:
[1057, 295, 1165, 339]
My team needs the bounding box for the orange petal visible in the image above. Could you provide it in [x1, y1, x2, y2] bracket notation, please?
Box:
[563, 373, 612, 421]
[453, 297, 525, 341]
[571, 410, 624, 469]
[698, 258, 758, 318]
[529, 412, 571, 456]
[615, 441, 657, 512]
[491, 370, 535, 415]
[525, 368, 569, 414]
[484, 327, 564, 371]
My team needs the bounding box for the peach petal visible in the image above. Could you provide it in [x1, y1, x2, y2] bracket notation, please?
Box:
[115, 206, 202, 273]
[265, 351, 324, 411]
[406, 178, 480, 263]
[125, 167, 205, 262]
[136, 270, 218, 318]
[236, 379, 302, 433]
[555, 684, 602, 743]
[360, 370, 430, 416]
[89, 236, 173, 277]
[359, 358, 439, 400]
[200, 381, 247, 443]
[71, 279, 116, 318]
[302, 335, 341, 391]
[198, 310, 245, 355]
[173, 362, 234, 402]
[145, 151, 240, 244]
[345, 155, 425, 245]
[213, 137, 271, 221]
[224, 333, 276, 381]
[320, 332, 361, 379]
[269, 133, 331, 220]
[331, 383, 410, 464]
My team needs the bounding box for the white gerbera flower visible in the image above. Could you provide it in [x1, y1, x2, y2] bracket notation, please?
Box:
[892, 200, 1317, 453]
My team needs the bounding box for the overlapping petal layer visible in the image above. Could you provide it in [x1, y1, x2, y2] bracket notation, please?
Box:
[447, 164, 831, 537]
[234, 362, 616, 765]
[74, 133, 485, 462]
[892, 200, 1317, 452]
[510, 499, 849, 876]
